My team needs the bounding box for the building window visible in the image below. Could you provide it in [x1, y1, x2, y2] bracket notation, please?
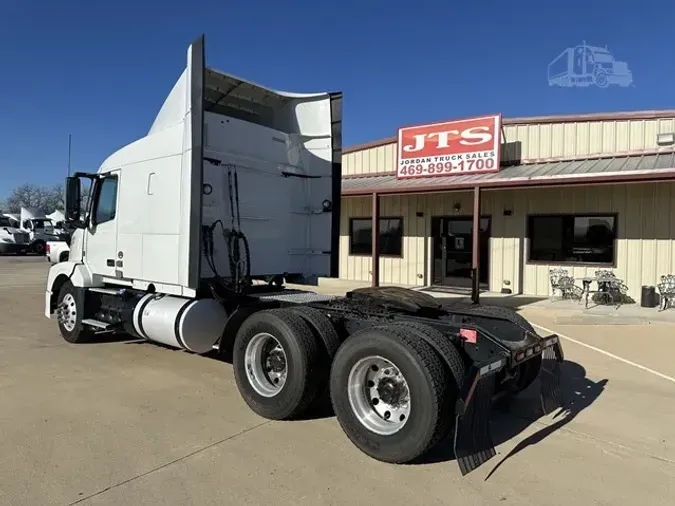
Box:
[527, 214, 617, 265]
[349, 217, 403, 257]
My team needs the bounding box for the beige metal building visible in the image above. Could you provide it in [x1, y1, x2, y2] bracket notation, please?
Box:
[335, 110, 675, 302]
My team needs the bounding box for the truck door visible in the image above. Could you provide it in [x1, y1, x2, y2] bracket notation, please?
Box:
[85, 170, 120, 278]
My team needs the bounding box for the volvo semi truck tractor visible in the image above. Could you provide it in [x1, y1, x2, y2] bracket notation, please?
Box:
[0, 215, 30, 254]
[19, 207, 61, 254]
[44, 35, 565, 475]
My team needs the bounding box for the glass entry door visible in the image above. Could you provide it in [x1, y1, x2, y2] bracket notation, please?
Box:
[431, 216, 490, 288]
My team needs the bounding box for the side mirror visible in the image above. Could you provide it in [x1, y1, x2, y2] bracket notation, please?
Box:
[65, 176, 81, 222]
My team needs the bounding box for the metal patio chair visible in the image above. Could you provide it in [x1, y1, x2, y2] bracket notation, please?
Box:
[549, 268, 583, 301]
[657, 274, 675, 311]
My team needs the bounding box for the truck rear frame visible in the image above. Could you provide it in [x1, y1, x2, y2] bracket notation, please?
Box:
[49, 278, 564, 476]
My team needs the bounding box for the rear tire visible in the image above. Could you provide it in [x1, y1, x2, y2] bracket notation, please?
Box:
[388, 321, 465, 447]
[59, 251, 69, 262]
[288, 305, 342, 404]
[330, 325, 452, 464]
[232, 309, 323, 420]
[33, 240, 46, 255]
[56, 281, 94, 344]
[287, 306, 341, 357]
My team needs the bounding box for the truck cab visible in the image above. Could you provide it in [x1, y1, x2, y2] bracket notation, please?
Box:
[52, 35, 341, 300]
[0, 216, 30, 255]
[18, 207, 60, 254]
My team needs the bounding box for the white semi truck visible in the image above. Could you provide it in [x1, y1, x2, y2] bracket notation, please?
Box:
[16, 207, 61, 254]
[44, 35, 565, 475]
[0, 215, 30, 254]
[48, 210, 75, 240]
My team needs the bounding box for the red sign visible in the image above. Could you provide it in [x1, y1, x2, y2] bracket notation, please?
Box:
[396, 114, 502, 179]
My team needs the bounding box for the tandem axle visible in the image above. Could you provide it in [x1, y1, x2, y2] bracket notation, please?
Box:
[47, 279, 564, 476]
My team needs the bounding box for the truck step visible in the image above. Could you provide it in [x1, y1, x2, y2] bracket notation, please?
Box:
[81, 318, 110, 329]
[87, 287, 121, 295]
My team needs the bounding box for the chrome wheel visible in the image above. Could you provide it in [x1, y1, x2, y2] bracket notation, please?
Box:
[244, 332, 288, 397]
[57, 293, 77, 332]
[347, 355, 411, 436]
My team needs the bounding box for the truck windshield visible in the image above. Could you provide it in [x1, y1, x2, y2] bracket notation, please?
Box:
[593, 51, 613, 63]
[32, 219, 52, 229]
[0, 217, 11, 227]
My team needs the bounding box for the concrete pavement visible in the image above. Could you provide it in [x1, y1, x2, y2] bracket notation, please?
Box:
[0, 258, 673, 505]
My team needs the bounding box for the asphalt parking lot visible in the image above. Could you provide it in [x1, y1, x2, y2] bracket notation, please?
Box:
[1, 257, 674, 505]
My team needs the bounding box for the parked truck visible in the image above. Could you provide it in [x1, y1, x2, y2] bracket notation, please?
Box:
[16, 207, 61, 254]
[48, 210, 75, 242]
[45, 240, 70, 264]
[0, 215, 30, 254]
[44, 35, 565, 475]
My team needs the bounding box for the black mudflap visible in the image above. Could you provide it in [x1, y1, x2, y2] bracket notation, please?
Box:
[539, 340, 565, 415]
[453, 366, 497, 476]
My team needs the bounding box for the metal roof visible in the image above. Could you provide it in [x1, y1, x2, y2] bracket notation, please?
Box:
[341, 153, 675, 195]
[343, 110, 675, 154]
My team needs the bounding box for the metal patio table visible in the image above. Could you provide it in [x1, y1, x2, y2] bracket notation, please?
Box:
[580, 275, 624, 309]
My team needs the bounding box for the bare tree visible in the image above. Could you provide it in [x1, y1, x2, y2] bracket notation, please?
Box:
[43, 184, 65, 213]
[5, 184, 51, 213]
[3, 182, 92, 215]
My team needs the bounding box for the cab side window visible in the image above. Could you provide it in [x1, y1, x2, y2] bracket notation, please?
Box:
[94, 176, 118, 225]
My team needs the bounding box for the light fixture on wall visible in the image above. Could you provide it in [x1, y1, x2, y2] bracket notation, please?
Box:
[453, 202, 461, 212]
[657, 133, 675, 146]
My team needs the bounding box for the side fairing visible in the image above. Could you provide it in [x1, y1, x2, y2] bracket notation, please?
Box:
[88, 35, 342, 295]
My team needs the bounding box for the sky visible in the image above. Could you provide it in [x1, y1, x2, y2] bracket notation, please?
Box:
[1, 0, 674, 198]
